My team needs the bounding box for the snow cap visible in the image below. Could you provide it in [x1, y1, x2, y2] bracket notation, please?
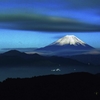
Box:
[51, 35, 85, 46]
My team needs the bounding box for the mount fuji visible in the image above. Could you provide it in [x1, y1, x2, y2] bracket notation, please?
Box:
[36, 35, 95, 56]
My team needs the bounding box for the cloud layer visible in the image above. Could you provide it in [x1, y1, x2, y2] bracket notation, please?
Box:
[0, 14, 100, 32]
[0, 0, 100, 32]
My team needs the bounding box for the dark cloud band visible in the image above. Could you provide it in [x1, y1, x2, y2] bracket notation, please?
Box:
[0, 14, 100, 32]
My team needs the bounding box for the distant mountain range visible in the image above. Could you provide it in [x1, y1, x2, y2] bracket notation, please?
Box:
[35, 35, 96, 56]
[2, 35, 99, 56]
[0, 35, 100, 67]
[1, 48, 37, 53]
[0, 50, 93, 67]
[0, 50, 100, 67]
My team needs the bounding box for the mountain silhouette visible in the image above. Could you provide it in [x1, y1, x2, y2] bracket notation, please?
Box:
[0, 50, 89, 67]
[35, 35, 95, 56]
[0, 72, 100, 100]
[2, 50, 26, 56]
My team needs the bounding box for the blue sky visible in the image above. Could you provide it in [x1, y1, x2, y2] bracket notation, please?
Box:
[0, 29, 100, 49]
[0, 0, 100, 49]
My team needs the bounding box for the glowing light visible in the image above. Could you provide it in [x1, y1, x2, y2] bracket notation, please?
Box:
[51, 68, 61, 72]
[94, 92, 99, 95]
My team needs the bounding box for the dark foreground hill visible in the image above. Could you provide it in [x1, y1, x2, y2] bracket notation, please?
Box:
[0, 72, 100, 100]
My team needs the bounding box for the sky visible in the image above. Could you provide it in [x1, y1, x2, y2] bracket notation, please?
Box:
[0, 0, 100, 50]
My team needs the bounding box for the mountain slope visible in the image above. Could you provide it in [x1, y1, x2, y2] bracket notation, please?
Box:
[36, 35, 94, 56]
[51, 35, 86, 46]
[2, 50, 26, 56]
[0, 50, 88, 67]
[1, 72, 100, 100]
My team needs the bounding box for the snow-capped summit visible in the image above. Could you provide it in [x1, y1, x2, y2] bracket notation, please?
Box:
[36, 35, 95, 56]
[50, 35, 85, 46]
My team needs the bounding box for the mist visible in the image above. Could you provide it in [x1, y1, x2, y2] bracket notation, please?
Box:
[0, 65, 100, 82]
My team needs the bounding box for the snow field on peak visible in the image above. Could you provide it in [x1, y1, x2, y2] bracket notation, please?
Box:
[51, 35, 86, 46]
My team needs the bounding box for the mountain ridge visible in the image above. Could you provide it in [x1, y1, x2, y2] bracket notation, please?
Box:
[0, 50, 90, 67]
[35, 35, 95, 56]
[0, 72, 100, 100]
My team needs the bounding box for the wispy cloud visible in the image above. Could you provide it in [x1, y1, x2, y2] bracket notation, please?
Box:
[84, 50, 100, 55]
[0, 0, 100, 32]
[0, 14, 100, 32]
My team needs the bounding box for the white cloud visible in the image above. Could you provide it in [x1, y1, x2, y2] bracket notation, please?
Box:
[84, 50, 100, 54]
